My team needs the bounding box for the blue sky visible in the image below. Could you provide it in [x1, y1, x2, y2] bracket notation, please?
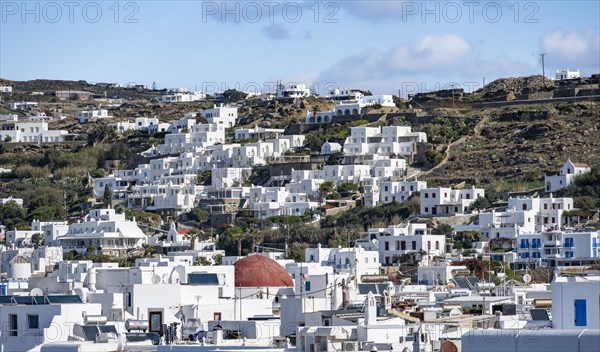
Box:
[1, 1, 599, 95]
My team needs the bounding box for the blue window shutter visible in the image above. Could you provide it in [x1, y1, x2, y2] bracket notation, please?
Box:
[574, 299, 587, 326]
[305, 281, 311, 292]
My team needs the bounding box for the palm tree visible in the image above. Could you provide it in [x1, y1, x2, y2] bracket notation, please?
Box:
[140, 243, 156, 258]
[224, 226, 245, 256]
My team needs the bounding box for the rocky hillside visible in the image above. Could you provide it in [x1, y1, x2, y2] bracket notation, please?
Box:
[422, 101, 600, 186]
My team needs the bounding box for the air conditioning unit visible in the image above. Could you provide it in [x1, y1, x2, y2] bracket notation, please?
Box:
[342, 342, 358, 351]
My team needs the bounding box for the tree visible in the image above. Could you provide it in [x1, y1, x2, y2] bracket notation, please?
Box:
[319, 181, 334, 203]
[195, 256, 212, 266]
[433, 223, 453, 237]
[213, 253, 223, 265]
[337, 182, 359, 194]
[325, 151, 343, 165]
[103, 184, 112, 205]
[469, 196, 491, 211]
[4, 135, 12, 142]
[31, 233, 44, 248]
[189, 208, 209, 224]
[222, 226, 245, 256]
[140, 244, 156, 258]
[222, 89, 248, 102]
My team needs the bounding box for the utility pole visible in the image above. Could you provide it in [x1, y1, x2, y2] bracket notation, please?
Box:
[540, 53, 547, 79]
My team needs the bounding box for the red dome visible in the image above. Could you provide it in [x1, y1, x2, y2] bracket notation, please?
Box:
[234, 255, 294, 288]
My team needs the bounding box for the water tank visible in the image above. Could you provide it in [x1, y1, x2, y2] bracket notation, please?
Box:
[84, 315, 108, 325]
[125, 319, 149, 332]
[8, 260, 31, 279]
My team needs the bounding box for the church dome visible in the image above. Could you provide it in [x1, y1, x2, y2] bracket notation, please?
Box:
[234, 255, 294, 288]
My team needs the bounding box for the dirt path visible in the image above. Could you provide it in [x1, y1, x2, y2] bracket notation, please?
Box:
[418, 116, 490, 177]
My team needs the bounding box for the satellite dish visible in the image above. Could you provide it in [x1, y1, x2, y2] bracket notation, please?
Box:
[151, 275, 161, 284]
[30, 288, 44, 296]
[449, 308, 462, 316]
[523, 274, 532, 284]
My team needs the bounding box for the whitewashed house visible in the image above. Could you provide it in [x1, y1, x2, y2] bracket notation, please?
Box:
[516, 230, 599, 267]
[365, 222, 445, 265]
[0, 85, 13, 95]
[321, 141, 342, 155]
[160, 91, 206, 102]
[343, 126, 425, 157]
[77, 109, 110, 123]
[203, 104, 237, 128]
[58, 208, 147, 257]
[9, 101, 38, 110]
[555, 69, 580, 80]
[0, 122, 69, 142]
[305, 244, 380, 279]
[479, 195, 574, 240]
[544, 159, 591, 192]
[420, 186, 485, 216]
[379, 180, 427, 204]
[276, 83, 311, 99]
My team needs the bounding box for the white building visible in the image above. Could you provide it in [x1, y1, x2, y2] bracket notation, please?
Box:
[4, 220, 68, 247]
[305, 94, 396, 123]
[248, 186, 319, 218]
[379, 180, 427, 204]
[555, 69, 581, 80]
[9, 101, 38, 110]
[321, 141, 342, 155]
[420, 186, 485, 216]
[0, 122, 69, 143]
[544, 159, 591, 192]
[58, 208, 147, 257]
[0, 85, 13, 94]
[364, 222, 445, 265]
[77, 109, 110, 123]
[203, 104, 237, 128]
[325, 88, 364, 102]
[0, 294, 102, 352]
[0, 196, 24, 206]
[516, 230, 599, 266]
[0, 113, 19, 121]
[161, 91, 206, 103]
[276, 83, 311, 99]
[305, 244, 380, 280]
[234, 126, 285, 141]
[343, 126, 426, 157]
[552, 274, 600, 329]
[479, 195, 574, 240]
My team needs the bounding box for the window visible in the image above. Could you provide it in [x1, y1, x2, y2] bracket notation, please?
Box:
[412, 241, 417, 250]
[28, 314, 39, 329]
[425, 193, 429, 198]
[432, 193, 436, 198]
[9, 314, 18, 336]
[522, 204, 527, 210]
[574, 299, 587, 326]
[305, 281, 311, 292]
[384, 242, 389, 250]
[401, 241, 406, 250]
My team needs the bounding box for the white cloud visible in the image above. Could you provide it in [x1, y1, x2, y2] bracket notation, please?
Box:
[318, 34, 473, 84]
[314, 34, 538, 95]
[540, 29, 600, 75]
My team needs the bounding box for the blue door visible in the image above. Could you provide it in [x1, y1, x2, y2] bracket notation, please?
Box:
[574, 299, 587, 326]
